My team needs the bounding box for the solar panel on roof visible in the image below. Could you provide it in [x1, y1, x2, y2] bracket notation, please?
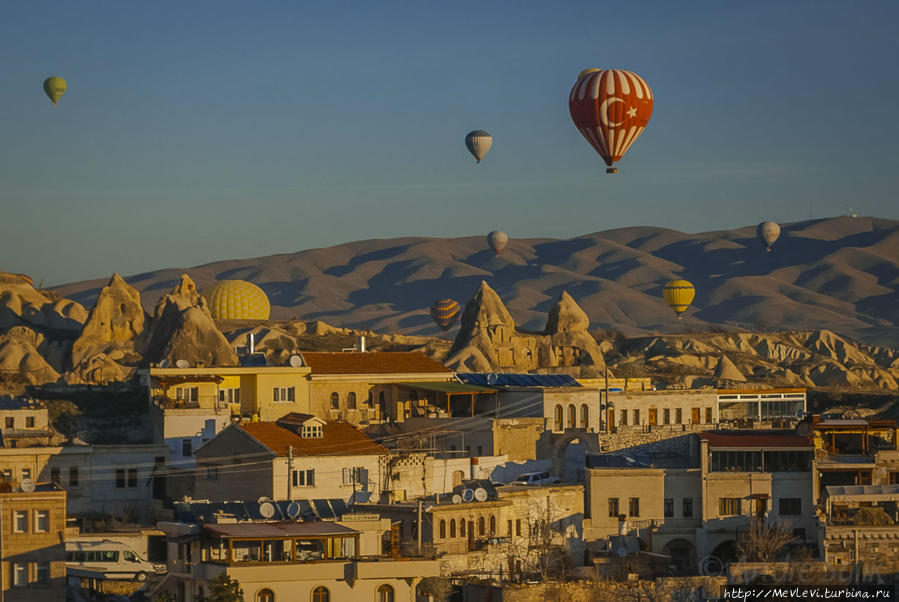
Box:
[457, 373, 580, 388]
[330, 499, 350, 516]
[313, 499, 335, 519]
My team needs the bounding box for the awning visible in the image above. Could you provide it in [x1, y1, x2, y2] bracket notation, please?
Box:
[395, 382, 496, 394]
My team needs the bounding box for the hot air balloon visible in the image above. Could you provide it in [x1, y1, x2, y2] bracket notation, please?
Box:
[757, 221, 781, 252]
[465, 130, 492, 163]
[487, 230, 509, 255]
[202, 280, 271, 320]
[43, 76, 67, 106]
[430, 298, 461, 331]
[569, 68, 653, 173]
[662, 279, 695, 319]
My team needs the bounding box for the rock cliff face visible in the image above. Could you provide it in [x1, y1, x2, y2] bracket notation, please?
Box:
[0, 272, 87, 334]
[143, 275, 237, 367]
[71, 274, 146, 368]
[445, 282, 606, 374]
[0, 327, 60, 390]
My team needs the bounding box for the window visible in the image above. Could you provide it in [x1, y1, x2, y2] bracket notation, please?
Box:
[477, 446, 483, 456]
[5, 417, 14, 428]
[35, 510, 49, 533]
[377, 584, 395, 602]
[175, 387, 198, 402]
[620, 409, 628, 426]
[13, 563, 26, 587]
[554, 405, 563, 431]
[219, 387, 240, 404]
[580, 404, 589, 429]
[629, 497, 640, 517]
[302, 424, 323, 438]
[116, 469, 126, 488]
[312, 586, 329, 602]
[182, 439, 193, 457]
[207, 467, 219, 480]
[779, 498, 802, 516]
[478, 516, 485, 536]
[705, 407, 713, 424]
[515, 519, 521, 536]
[347, 392, 357, 409]
[664, 498, 674, 518]
[663, 408, 670, 425]
[257, 589, 274, 602]
[719, 497, 742, 516]
[342, 467, 368, 488]
[21, 468, 31, 480]
[460, 519, 466, 537]
[69, 467, 79, 487]
[449, 519, 456, 537]
[683, 498, 693, 518]
[25, 416, 35, 428]
[633, 409, 640, 425]
[128, 468, 138, 488]
[273, 387, 295, 402]
[36, 562, 50, 586]
[330, 392, 339, 409]
[675, 408, 682, 424]
[50, 467, 60, 484]
[507, 519, 513, 536]
[566, 405, 576, 429]
[293, 469, 315, 487]
[14, 511, 27, 533]
[608, 497, 619, 517]
[439, 520, 446, 539]
[489, 515, 496, 535]
[2, 469, 11, 481]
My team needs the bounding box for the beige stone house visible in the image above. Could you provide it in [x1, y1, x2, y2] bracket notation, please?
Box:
[0, 482, 67, 601]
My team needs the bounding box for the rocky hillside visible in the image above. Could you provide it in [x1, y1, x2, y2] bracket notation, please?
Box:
[52, 216, 899, 347]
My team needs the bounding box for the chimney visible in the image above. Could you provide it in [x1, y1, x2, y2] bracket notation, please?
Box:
[248, 333, 255, 354]
[357, 335, 366, 353]
[470, 456, 478, 479]
[617, 515, 628, 536]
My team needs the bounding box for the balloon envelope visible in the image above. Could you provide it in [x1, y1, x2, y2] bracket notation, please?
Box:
[569, 69, 653, 170]
[43, 76, 67, 106]
[757, 221, 781, 251]
[203, 280, 271, 320]
[662, 279, 695, 318]
[465, 130, 492, 163]
[430, 299, 461, 331]
[486, 230, 509, 254]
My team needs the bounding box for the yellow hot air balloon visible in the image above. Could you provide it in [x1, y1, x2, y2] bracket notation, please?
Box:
[43, 76, 67, 106]
[662, 279, 695, 319]
[577, 68, 601, 80]
[203, 280, 271, 320]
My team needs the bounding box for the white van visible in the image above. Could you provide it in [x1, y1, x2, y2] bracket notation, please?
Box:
[66, 540, 165, 582]
[513, 471, 560, 486]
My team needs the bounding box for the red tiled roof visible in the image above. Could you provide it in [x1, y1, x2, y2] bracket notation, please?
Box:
[699, 431, 811, 448]
[300, 352, 451, 375]
[240, 417, 387, 457]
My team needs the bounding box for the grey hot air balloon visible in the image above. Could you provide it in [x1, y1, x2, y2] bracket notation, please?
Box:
[757, 221, 781, 252]
[487, 230, 509, 254]
[465, 130, 492, 163]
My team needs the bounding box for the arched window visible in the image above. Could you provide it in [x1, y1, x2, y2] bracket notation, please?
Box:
[489, 515, 496, 535]
[567, 404, 576, 429]
[312, 586, 329, 602]
[580, 404, 589, 429]
[377, 584, 395, 602]
[460, 518, 466, 537]
[257, 589, 274, 602]
[367, 390, 373, 407]
[439, 520, 446, 539]
[347, 392, 357, 409]
[449, 519, 456, 538]
[330, 392, 339, 410]
[378, 391, 387, 415]
[554, 405, 563, 431]
[478, 516, 485, 536]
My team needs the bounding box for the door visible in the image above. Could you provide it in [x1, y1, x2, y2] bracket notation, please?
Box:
[691, 407, 700, 424]
[607, 409, 615, 431]
[648, 408, 657, 426]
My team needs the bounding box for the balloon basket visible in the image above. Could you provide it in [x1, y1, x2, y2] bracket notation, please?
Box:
[606, 168, 618, 174]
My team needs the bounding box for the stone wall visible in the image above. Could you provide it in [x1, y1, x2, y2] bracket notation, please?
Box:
[600, 431, 700, 458]
[498, 576, 727, 602]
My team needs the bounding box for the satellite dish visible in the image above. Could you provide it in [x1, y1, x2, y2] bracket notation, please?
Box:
[462, 488, 475, 503]
[175, 359, 190, 369]
[158, 358, 170, 368]
[451, 494, 462, 505]
[487, 373, 499, 385]
[289, 354, 304, 367]
[20, 478, 35, 493]
[616, 546, 628, 558]
[287, 501, 301, 519]
[474, 487, 488, 502]
[259, 502, 275, 519]
[257, 496, 272, 504]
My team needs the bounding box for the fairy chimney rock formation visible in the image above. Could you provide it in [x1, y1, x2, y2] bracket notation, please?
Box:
[71, 273, 145, 367]
[713, 354, 746, 382]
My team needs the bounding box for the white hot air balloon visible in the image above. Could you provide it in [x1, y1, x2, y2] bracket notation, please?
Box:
[465, 130, 492, 163]
[487, 230, 508, 254]
[757, 221, 781, 252]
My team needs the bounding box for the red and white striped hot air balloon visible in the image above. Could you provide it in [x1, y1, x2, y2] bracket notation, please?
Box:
[569, 68, 653, 173]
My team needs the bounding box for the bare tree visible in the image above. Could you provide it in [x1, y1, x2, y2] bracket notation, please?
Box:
[736, 518, 796, 562]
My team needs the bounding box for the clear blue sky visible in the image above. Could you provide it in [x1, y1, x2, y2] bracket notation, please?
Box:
[2, 1, 897, 286]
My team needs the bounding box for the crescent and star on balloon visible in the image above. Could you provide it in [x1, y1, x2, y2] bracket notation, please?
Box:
[599, 97, 637, 127]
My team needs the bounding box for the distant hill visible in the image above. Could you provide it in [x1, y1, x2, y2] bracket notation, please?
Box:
[53, 216, 899, 347]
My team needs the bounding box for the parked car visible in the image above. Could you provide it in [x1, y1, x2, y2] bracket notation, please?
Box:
[66, 540, 165, 582]
[512, 471, 560, 486]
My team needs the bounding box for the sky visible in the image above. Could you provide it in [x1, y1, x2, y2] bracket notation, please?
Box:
[1, 1, 897, 286]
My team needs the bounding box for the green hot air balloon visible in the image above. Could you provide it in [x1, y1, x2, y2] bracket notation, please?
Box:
[43, 76, 67, 106]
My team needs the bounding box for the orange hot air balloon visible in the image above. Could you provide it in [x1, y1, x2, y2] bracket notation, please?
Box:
[569, 68, 653, 173]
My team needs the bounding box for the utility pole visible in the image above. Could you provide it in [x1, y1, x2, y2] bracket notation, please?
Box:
[417, 500, 422, 555]
[352, 466, 357, 513]
[287, 445, 293, 501]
